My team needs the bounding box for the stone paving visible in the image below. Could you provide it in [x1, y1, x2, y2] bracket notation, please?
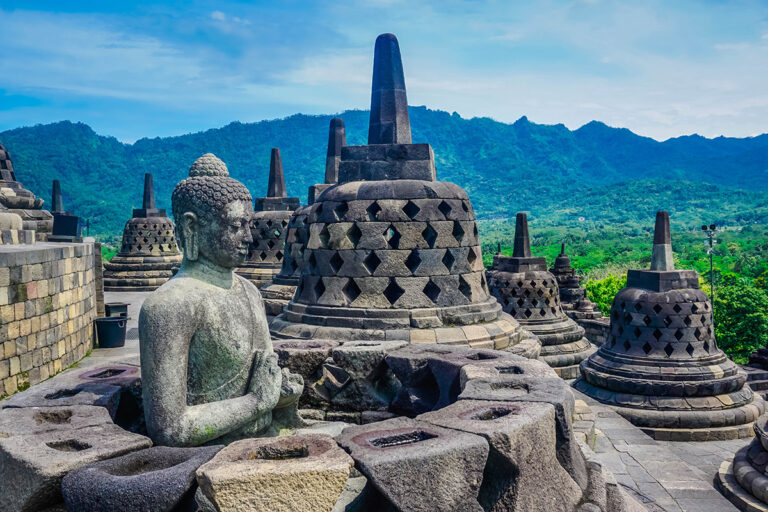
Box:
[572, 389, 744, 512]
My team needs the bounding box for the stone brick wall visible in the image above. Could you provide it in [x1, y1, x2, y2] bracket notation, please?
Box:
[577, 317, 611, 347]
[0, 242, 97, 397]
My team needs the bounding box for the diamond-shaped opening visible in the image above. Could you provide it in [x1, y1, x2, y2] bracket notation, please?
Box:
[704, 302, 710, 310]
[281, 220, 288, 227]
[402, 200, 420, 219]
[276, 251, 283, 261]
[643, 315, 652, 326]
[334, 202, 349, 220]
[314, 278, 326, 300]
[524, 309, 533, 318]
[259, 251, 267, 260]
[653, 304, 663, 314]
[442, 249, 455, 271]
[634, 327, 642, 338]
[461, 201, 469, 212]
[663, 316, 672, 327]
[438, 200, 452, 218]
[694, 327, 703, 340]
[634, 303, 644, 312]
[267, 240, 275, 249]
[367, 202, 382, 221]
[308, 252, 317, 269]
[642, 342, 652, 354]
[623, 313, 632, 324]
[383, 279, 405, 305]
[423, 279, 440, 302]
[664, 343, 674, 357]
[618, 325, 624, 335]
[523, 289, 531, 297]
[330, 252, 344, 273]
[537, 289, 544, 297]
[531, 299, 539, 307]
[405, 250, 422, 273]
[544, 298, 551, 305]
[539, 308, 546, 316]
[703, 340, 710, 352]
[623, 339, 631, 351]
[684, 316, 692, 326]
[517, 298, 525, 307]
[653, 329, 663, 340]
[452, 222, 465, 243]
[273, 229, 281, 238]
[673, 304, 682, 313]
[346, 224, 362, 247]
[459, 275, 473, 300]
[342, 279, 361, 303]
[422, 224, 438, 248]
[473, 224, 479, 239]
[363, 251, 381, 274]
[319, 225, 330, 248]
[674, 329, 684, 341]
[467, 247, 478, 266]
[685, 343, 695, 357]
[691, 304, 699, 313]
[266, 219, 274, 227]
[385, 226, 401, 249]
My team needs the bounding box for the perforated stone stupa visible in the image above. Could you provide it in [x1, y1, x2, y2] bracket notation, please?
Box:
[48, 180, 81, 242]
[574, 211, 765, 440]
[103, 173, 182, 291]
[487, 213, 595, 378]
[271, 34, 537, 356]
[551, 243, 603, 321]
[261, 119, 345, 316]
[235, 148, 300, 288]
[0, 141, 53, 239]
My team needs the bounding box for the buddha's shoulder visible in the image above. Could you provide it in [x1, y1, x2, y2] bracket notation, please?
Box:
[141, 275, 219, 313]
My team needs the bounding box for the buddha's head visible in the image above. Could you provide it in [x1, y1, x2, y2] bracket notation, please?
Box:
[172, 154, 254, 269]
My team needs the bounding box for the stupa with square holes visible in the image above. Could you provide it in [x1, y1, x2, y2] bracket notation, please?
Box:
[103, 173, 182, 291]
[487, 213, 596, 378]
[574, 211, 765, 440]
[270, 34, 537, 357]
[235, 148, 300, 288]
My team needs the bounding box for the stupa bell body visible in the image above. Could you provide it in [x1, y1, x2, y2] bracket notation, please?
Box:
[271, 34, 538, 357]
[574, 212, 764, 440]
[235, 148, 300, 288]
[262, 118, 345, 316]
[103, 173, 182, 291]
[550, 244, 604, 321]
[487, 214, 595, 378]
[0, 142, 53, 239]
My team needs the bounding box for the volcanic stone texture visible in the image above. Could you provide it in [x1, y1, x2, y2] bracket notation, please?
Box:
[62, 445, 222, 512]
[0, 141, 53, 239]
[716, 416, 768, 511]
[575, 269, 765, 441]
[488, 256, 595, 379]
[0, 405, 151, 512]
[260, 204, 311, 316]
[195, 434, 353, 512]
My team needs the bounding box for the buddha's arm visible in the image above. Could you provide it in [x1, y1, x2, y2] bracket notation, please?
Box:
[139, 299, 273, 446]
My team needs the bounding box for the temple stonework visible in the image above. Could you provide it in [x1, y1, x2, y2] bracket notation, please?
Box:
[550, 244, 603, 321]
[261, 118, 345, 316]
[270, 34, 538, 357]
[235, 148, 300, 288]
[487, 213, 596, 378]
[103, 173, 182, 291]
[574, 211, 764, 440]
[0, 142, 53, 240]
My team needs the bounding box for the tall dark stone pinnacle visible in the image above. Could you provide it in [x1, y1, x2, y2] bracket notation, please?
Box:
[560, 243, 566, 256]
[650, 210, 674, 271]
[51, 180, 63, 213]
[368, 33, 412, 145]
[267, 148, 287, 198]
[142, 173, 156, 210]
[513, 212, 532, 258]
[325, 117, 346, 184]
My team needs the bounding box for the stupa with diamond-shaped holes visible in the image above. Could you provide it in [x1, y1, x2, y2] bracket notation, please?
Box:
[104, 173, 182, 291]
[261, 118, 345, 316]
[270, 34, 538, 357]
[487, 213, 596, 378]
[574, 211, 764, 440]
[235, 148, 300, 288]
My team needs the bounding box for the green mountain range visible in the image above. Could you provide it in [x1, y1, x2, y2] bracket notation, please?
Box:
[1, 106, 766, 239]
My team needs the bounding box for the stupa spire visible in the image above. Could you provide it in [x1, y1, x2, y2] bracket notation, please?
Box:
[325, 118, 346, 184]
[368, 33, 411, 144]
[512, 212, 532, 258]
[267, 148, 287, 198]
[51, 180, 63, 213]
[650, 210, 674, 271]
[560, 243, 566, 256]
[142, 173, 156, 210]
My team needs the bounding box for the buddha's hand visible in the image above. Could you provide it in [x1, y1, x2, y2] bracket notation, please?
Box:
[276, 368, 304, 408]
[248, 351, 282, 411]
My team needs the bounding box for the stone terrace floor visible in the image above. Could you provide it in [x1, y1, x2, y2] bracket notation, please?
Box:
[0, 290, 752, 512]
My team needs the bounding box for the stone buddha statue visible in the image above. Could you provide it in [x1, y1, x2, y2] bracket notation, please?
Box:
[139, 153, 303, 447]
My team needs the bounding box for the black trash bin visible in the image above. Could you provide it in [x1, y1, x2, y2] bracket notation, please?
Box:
[94, 317, 127, 348]
[105, 302, 129, 317]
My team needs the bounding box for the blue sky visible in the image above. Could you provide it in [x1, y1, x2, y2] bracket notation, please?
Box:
[1, 0, 767, 142]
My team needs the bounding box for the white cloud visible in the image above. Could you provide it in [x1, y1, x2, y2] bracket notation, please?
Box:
[210, 11, 226, 21]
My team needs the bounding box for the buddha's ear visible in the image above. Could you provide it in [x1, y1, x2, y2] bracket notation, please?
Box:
[182, 212, 199, 261]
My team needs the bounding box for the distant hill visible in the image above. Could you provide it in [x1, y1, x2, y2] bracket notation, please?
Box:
[1, 107, 766, 239]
